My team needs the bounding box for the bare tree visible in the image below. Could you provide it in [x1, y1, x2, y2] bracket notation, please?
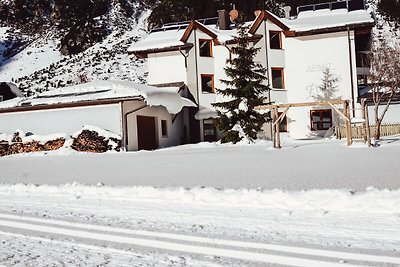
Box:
[369, 39, 400, 139]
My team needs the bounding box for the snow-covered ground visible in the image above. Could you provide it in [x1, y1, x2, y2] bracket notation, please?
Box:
[0, 182, 399, 266]
[0, 138, 400, 265]
[1, 137, 400, 190]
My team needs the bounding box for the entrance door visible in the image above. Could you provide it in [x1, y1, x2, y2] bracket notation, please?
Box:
[137, 115, 157, 150]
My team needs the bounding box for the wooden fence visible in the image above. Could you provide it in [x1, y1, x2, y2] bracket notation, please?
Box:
[336, 123, 400, 139]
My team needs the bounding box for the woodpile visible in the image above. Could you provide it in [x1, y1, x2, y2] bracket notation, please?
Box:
[71, 130, 122, 153]
[0, 132, 65, 157]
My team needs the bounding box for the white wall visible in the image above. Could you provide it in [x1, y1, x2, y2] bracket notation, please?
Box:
[148, 51, 187, 85]
[285, 31, 356, 138]
[0, 104, 122, 136]
[123, 100, 185, 151]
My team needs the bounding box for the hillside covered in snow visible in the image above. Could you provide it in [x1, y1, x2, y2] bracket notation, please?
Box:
[0, 0, 149, 96]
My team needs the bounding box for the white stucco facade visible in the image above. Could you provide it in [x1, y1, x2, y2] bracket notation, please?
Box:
[129, 6, 379, 142]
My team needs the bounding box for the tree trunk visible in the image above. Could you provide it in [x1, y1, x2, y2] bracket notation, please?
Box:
[375, 120, 382, 140]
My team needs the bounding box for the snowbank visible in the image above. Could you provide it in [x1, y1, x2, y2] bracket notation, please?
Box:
[1, 184, 399, 214]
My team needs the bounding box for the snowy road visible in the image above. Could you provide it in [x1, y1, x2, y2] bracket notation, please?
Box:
[0, 185, 399, 266]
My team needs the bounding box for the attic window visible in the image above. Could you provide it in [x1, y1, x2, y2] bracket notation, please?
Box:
[199, 39, 212, 57]
[269, 31, 282, 49]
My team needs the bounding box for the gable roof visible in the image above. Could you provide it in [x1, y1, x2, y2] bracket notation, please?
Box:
[180, 20, 218, 43]
[249, 10, 290, 35]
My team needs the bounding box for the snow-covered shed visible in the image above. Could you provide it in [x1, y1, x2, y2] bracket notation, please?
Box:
[0, 81, 195, 151]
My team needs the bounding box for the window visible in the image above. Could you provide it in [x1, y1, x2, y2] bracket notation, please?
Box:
[0, 95, 3, 102]
[161, 120, 168, 137]
[271, 68, 285, 89]
[310, 109, 332, 131]
[203, 119, 217, 142]
[201, 74, 214, 93]
[199, 39, 212, 57]
[269, 31, 282, 49]
[278, 112, 288, 132]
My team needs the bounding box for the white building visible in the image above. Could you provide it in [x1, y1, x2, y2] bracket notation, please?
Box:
[129, 0, 378, 140]
[0, 81, 195, 151]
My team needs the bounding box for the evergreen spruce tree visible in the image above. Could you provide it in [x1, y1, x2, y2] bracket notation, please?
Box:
[212, 23, 271, 144]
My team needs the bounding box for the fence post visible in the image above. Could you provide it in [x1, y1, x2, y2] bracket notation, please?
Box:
[344, 100, 352, 146]
[363, 99, 371, 147]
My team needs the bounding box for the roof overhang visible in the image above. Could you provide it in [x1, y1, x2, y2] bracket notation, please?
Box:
[0, 96, 145, 114]
[222, 34, 263, 45]
[291, 22, 375, 37]
[129, 43, 194, 58]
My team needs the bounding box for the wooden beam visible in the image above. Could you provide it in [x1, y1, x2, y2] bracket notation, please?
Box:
[256, 99, 345, 111]
[273, 106, 291, 126]
[273, 107, 281, 149]
[327, 102, 350, 123]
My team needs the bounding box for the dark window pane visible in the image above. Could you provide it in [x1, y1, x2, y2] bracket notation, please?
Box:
[161, 120, 168, 137]
[272, 69, 284, 89]
[201, 75, 214, 93]
[310, 110, 332, 131]
[199, 40, 212, 57]
[269, 31, 281, 49]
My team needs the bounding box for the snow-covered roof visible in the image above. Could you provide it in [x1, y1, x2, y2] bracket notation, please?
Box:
[128, 27, 187, 53]
[283, 9, 374, 33]
[0, 80, 196, 114]
[130, 7, 374, 56]
[128, 19, 241, 55]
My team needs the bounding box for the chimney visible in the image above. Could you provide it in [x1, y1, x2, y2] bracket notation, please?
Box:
[218, 10, 231, 30]
[283, 6, 292, 19]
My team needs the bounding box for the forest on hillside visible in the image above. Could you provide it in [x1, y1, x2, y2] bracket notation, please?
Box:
[144, 0, 400, 29]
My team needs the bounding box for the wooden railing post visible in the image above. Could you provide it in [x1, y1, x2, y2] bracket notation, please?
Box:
[272, 107, 277, 148]
[344, 100, 352, 146]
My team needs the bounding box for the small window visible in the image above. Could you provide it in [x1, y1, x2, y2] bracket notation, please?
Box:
[310, 109, 332, 131]
[278, 112, 288, 132]
[161, 120, 168, 137]
[271, 68, 285, 89]
[201, 74, 214, 93]
[269, 31, 282, 49]
[199, 39, 212, 57]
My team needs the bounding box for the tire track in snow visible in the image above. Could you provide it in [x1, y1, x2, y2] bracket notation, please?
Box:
[0, 213, 399, 266]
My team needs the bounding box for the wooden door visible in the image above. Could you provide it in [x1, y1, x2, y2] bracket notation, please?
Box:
[137, 115, 157, 150]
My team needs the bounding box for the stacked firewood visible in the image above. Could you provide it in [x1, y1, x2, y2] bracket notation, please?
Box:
[0, 132, 65, 157]
[71, 130, 122, 153]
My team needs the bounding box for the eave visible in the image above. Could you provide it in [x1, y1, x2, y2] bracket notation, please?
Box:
[222, 34, 263, 45]
[129, 43, 194, 58]
[0, 96, 144, 114]
[291, 22, 375, 37]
